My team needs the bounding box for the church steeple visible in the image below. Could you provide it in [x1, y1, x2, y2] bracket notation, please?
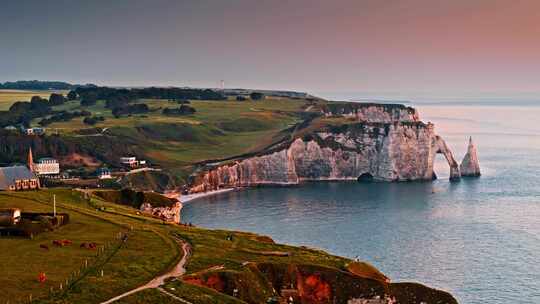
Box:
[28, 147, 34, 172]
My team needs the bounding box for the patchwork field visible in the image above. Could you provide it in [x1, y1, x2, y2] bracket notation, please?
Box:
[0, 90, 66, 110]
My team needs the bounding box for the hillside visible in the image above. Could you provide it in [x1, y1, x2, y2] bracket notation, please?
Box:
[0, 189, 458, 304]
[0, 88, 324, 187]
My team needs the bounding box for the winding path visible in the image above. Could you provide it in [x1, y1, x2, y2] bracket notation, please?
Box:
[100, 240, 192, 304]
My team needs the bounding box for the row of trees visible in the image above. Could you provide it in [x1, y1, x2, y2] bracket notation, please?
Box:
[39, 110, 91, 126]
[0, 80, 76, 90]
[162, 105, 196, 116]
[0, 94, 68, 128]
[71, 86, 227, 107]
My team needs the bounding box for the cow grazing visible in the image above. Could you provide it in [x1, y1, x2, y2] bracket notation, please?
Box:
[53, 239, 73, 247]
[80, 242, 98, 249]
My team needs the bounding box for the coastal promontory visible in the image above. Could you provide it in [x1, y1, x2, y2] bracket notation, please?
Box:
[187, 103, 476, 194]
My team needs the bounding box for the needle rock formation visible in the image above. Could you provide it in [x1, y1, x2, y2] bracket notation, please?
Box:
[460, 137, 481, 177]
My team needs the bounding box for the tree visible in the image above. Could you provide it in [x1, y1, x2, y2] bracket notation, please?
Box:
[162, 105, 196, 115]
[67, 90, 77, 100]
[30, 96, 47, 103]
[83, 116, 104, 125]
[80, 92, 98, 106]
[112, 104, 149, 117]
[250, 92, 264, 100]
[49, 93, 66, 106]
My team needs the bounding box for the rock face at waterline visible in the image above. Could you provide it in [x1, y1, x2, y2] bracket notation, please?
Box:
[140, 201, 183, 223]
[188, 104, 471, 194]
[460, 137, 481, 177]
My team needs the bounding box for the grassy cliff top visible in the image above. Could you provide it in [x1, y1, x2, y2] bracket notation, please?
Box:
[0, 189, 457, 304]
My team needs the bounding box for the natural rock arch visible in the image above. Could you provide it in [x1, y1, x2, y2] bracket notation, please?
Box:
[431, 135, 461, 181]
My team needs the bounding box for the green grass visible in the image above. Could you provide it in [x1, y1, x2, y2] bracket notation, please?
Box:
[115, 288, 179, 304]
[33, 98, 305, 178]
[0, 193, 123, 301]
[0, 189, 455, 304]
[163, 281, 247, 304]
[0, 190, 180, 303]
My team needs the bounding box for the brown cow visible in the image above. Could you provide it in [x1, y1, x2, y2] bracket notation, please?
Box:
[80, 242, 97, 249]
[39, 244, 49, 250]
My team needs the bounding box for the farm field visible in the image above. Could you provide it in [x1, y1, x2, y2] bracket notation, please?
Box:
[0, 190, 180, 303]
[0, 90, 66, 110]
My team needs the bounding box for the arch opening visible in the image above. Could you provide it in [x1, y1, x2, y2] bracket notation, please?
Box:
[432, 135, 461, 181]
[357, 173, 374, 182]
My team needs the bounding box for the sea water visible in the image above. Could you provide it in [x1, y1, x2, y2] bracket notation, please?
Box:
[182, 103, 540, 303]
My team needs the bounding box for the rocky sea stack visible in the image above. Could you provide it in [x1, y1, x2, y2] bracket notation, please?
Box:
[460, 137, 481, 177]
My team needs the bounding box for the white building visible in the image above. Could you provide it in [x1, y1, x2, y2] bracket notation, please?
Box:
[24, 127, 45, 136]
[120, 157, 138, 167]
[97, 168, 112, 179]
[120, 156, 147, 168]
[34, 158, 60, 175]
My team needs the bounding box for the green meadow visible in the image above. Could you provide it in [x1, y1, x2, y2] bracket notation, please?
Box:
[0, 189, 389, 304]
[26, 95, 319, 180]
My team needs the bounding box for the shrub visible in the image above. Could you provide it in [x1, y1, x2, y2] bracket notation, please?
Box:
[112, 104, 149, 117]
[162, 105, 196, 116]
[83, 116, 105, 125]
[250, 92, 264, 100]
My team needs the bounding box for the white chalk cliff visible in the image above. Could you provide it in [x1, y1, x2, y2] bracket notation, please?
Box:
[460, 137, 481, 177]
[140, 201, 182, 223]
[187, 104, 476, 194]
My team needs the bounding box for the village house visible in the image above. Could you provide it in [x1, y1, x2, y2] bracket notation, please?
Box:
[27, 148, 61, 177]
[23, 127, 45, 136]
[120, 156, 147, 168]
[120, 156, 137, 167]
[34, 157, 60, 176]
[0, 166, 40, 191]
[97, 168, 112, 179]
[0, 147, 62, 191]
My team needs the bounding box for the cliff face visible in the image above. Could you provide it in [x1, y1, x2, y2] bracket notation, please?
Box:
[140, 201, 182, 223]
[460, 137, 481, 177]
[188, 119, 462, 193]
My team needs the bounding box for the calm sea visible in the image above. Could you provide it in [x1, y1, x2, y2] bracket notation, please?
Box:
[182, 103, 540, 304]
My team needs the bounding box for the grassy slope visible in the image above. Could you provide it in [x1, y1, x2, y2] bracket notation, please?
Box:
[27, 97, 314, 181]
[1, 91, 331, 185]
[0, 190, 180, 303]
[0, 189, 448, 304]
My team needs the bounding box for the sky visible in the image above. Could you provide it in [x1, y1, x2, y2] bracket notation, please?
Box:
[2, 0, 540, 99]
